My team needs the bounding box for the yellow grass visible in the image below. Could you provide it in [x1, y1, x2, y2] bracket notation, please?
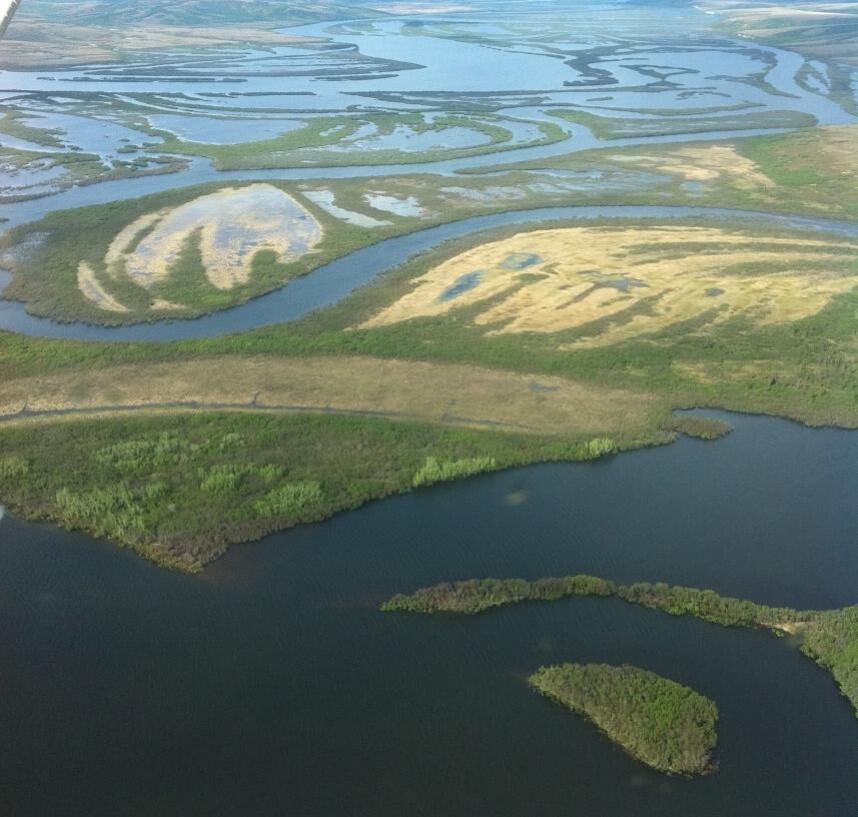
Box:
[107, 184, 323, 291]
[609, 145, 772, 190]
[1, 21, 320, 68]
[0, 355, 657, 436]
[75, 184, 325, 315]
[77, 262, 129, 313]
[361, 225, 857, 345]
[104, 211, 165, 278]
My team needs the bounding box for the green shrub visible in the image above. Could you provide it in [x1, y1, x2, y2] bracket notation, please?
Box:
[216, 432, 244, 451]
[253, 481, 323, 518]
[254, 464, 285, 484]
[94, 432, 195, 471]
[199, 463, 285, 494]
[663, 416, 733, 440]
[143, 480, 170, 500]
[529, 663, 718, 775]
[55, 484, 146, 539]
[583, 437, 617, 459]
[384, 573, 858, 716]
[412, 455, 497, 488]
[199, 464, 244, 494]
[0, 456, 29, 479]
[382, 574, 617, 614]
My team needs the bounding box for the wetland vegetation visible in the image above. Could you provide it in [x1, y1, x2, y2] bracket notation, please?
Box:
[0, 216, 853, 568]
[382, 575, 858, 716]
[0, 0, 857, 812]
[529, 664, 719, 776]
[4, 124, 858, 326]
[150, 113, 566, 170]
[0, 181, 391, 323]
[550, 108, 818, 140]
[0, 413, 657, 571]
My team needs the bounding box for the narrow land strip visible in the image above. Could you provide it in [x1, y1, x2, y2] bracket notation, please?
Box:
[0, 354, 659, 436]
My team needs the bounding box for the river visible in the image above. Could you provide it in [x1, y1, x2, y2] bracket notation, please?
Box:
[3, 204, 858, 341]
[0, 4, 856, 814]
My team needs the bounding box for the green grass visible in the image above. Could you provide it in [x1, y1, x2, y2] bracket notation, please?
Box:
[0, 413, 662, 572]
[1, 215, 856, 432]
[7, 123, 858, 326]
[662, 415, 733, 440]
[529, 664, 718, 775]
[549, 108, 817, 140]
[465, 124, 858, 222]
[153, 113, 566, 170]
[0, 180, 387, 324]
[0, 109, 65, 148]
[253, 480, 323, 518]
[382, 575, 858, 717]
[172, 218, 854, 429]
[4, 170, 592, 324]
[412, 455, 497, 487]
[0, 143, 185, 203]
[742, 133, 829, 187]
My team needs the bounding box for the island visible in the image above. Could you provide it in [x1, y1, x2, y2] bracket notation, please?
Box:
[382, 576, 858, 717]
[529, 663, 718, 776]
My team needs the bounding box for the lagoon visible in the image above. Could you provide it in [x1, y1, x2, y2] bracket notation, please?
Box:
[0, 412, 855, 815]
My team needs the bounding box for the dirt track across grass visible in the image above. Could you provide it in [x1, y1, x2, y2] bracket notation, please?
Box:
[0, 354, 658, 436]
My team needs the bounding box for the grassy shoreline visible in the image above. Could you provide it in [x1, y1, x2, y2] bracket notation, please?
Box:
[0, 412, 667, 572]
[151, 114, 567, 171]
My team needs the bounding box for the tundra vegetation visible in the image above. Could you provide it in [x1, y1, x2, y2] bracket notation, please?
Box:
[0, 209, 854, 570]
[0, 202, 854, 573]
[149, 113, 566, 171]
[549, 108, 818, 140]
[0, 141, 186, 205]
[703, 0, 858, 112]
[0, 414, 653, 572]
[472, 126, 858, 222]
[529, 663, 719, 776]
[381, 576, 858, 716]
[4, 125, 858, 324]
[0, 11, 856, 574]
[0, 181, 378, 324]
[358, 224, 858, 344]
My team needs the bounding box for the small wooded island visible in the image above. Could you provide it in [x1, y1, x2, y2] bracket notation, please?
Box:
[381, 576, 858, 717]
[530, 663, 718, 776]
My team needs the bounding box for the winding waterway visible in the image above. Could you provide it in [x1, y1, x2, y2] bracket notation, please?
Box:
[0, 5, 856, 814]
[2, 204, 858, 341]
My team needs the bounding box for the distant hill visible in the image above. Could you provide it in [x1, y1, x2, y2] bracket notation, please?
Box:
[18, 0, 388, 27]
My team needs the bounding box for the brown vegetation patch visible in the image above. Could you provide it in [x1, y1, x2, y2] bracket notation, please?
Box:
[362, 225, 857, 345]
[609, 144, 772, 189]
[0, 355, 658, 436]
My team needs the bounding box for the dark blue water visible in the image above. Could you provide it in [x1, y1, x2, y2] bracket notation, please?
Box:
[0, 411, 856, 816]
